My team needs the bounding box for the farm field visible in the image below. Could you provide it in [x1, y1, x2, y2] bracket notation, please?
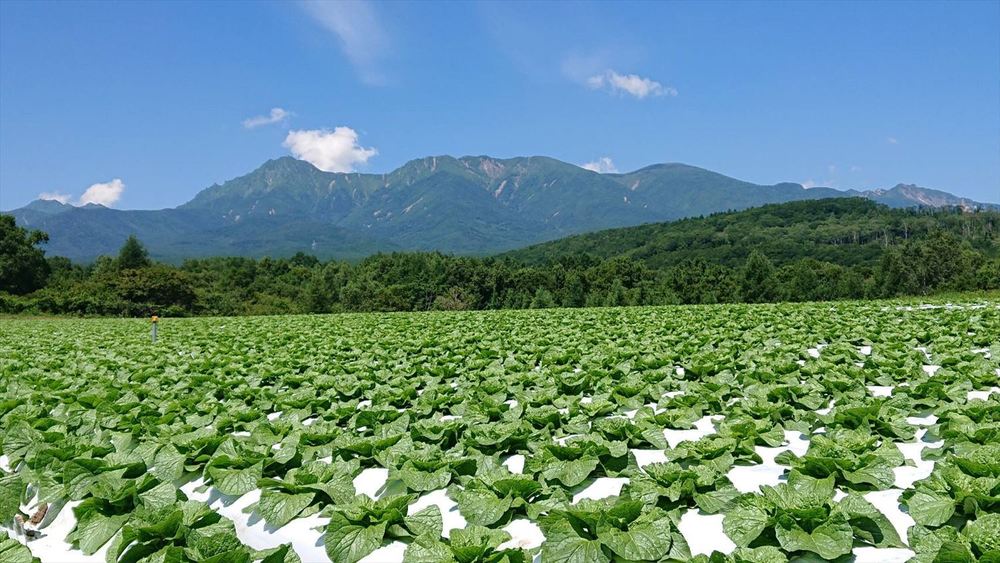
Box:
[1, 300, 999, 563]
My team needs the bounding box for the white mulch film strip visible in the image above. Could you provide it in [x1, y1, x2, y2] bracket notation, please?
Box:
[2, 334, 998, 562]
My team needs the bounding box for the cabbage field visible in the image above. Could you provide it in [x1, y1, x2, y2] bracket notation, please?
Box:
[1, 300, 999, 563]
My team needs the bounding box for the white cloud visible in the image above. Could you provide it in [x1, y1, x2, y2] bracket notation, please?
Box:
[801, 179, 836, 189]
[78, 179, 125, 206]
[301, 0, 388, 85]
[38, 192, 72, 204]
[243, 107, 292, 129]
[887, 137, 898, 144]
[587, 70, 676, 99]
[283, 127, 377, 172]
[850, 165, 862, 172]
[580, 157, 618, 174]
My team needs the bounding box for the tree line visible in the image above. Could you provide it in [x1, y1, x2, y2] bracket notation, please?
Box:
[2, 212, 997, 316]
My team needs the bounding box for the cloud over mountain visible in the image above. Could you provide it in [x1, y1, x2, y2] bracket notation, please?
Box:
[79, 179, 125, 206]
[580, 157, 618, 173]
[38, 192, 72, 204]
[283, 127, 377, 172]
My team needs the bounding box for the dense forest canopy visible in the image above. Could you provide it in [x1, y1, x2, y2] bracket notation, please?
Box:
[505, 199, 999, 267]
[1, 199, 998, 316]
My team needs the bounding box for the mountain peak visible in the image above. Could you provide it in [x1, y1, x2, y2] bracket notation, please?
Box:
[860, 183, 997, 211]
[25, 199, 72, 214]
[396, 155, 462, 174]
[252, 156, 320, 175]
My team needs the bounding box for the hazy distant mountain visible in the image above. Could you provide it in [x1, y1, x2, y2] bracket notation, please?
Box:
[858, 183, 994, 210]
[6, 156, 996, 262]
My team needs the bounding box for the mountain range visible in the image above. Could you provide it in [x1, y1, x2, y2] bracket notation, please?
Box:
[6, 155, 997, 262]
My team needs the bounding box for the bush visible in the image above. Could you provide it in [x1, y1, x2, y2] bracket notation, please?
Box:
[111, 266, 197, 313]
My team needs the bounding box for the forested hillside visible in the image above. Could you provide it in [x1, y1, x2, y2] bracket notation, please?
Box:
[505, 198, 1000, 267]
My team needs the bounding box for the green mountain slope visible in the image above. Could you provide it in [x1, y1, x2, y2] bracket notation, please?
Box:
[503, 198, 1000, 268]
[606, 163, 848, 219]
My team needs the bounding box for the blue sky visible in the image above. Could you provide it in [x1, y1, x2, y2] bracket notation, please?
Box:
[1, 0, 998, 210]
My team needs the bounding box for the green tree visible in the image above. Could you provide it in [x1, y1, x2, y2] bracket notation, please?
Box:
[914, 230, 979, 292]
[304, 262, 349, 313]
[0, 214, 50, 295]
[530, 287, 556, 309]
[46, 256, 85, 286]
[976, 258, 1000, 290]
[604, 279, 628, 307]
[647, 275, 681, 305]
[665, 259, 736, 304]
[112, 265, 196, 315]
[876, 246, 918, 297]
[740, 250, 779, 303]
[433, 287, 473, 310]
[117, 235, 151, 270]
[559, 271, 587, 307]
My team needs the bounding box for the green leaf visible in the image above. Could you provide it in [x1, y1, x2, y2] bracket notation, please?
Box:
[0, 475, 24, 521]
[452, 488, 511, 526]
[398, 465, 452, 492]
[185, 521, 246, 559]
[404, 505, 443, 538]
[933, 541, 975, 563]
[302, 477, 355, 506]
[774, 516, 853, 560]
[180, 500, 218, 527]
[150, 445, 186, 482]
[907, 490, 956, 527]
[600, 514, 673, 560]
[207, 463, 262, 496]
[964, 513, 1000, 553]
[545, 459, 600, 487]
[0, 535, 39, 563]
[540, 517, 609, 563]
[404, 533, 456, 563]
[71, 510, 130, 555]
[1, 422, 39, 466]
[723, 501, 770, 547]
[842, 464, 895, 489]
[490, 476, 542, 500]
[667, 528, 692, 561]
[139, 546, 186, 563]
[837, 493, 904, 548]
[694, 484, 741, 514]
[256, 490, 314, 528]
[139, 481, 182, 511]
[259, 544, 303, 563]
[732, 546, 788, 563]
[323, 515, 386, 563]
[450, 525, 511, 562]
[136, 509, 184, 542]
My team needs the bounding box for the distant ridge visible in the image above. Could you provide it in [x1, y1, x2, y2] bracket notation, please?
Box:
[6, 155, 997, 262]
